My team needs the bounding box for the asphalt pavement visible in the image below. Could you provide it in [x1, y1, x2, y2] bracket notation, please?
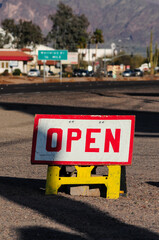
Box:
[0, 79, 159, 239]
[1, 80, 159, 95]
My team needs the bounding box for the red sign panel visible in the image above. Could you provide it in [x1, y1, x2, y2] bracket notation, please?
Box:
[31, 115, 135, 165]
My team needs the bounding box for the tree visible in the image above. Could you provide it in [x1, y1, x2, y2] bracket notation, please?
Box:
[1, 19, 44, 48]
[1, 19, 16, 35]
[47, 2, 89, 51]
[130, 55, 146, 69]
[91, 28, 104, 58]
[110, 52, 145, 69]
[147, 31, 158, 75]
[0, 32, 12, 48]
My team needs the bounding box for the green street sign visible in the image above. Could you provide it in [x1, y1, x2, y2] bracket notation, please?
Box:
[38, 50, 68, 61]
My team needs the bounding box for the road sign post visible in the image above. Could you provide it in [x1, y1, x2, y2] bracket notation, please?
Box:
[43, 60, 46, 83]
[60, 61, 62, 83]
[38, 50, 68, 83]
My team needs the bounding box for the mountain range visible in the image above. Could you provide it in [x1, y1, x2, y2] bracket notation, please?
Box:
[0, 0, 159, 54]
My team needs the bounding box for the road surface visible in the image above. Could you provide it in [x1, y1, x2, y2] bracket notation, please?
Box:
[0, 80, 159, 240]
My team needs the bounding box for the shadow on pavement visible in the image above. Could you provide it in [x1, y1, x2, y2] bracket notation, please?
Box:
[0, 176, 159, 240]
[146, 181, 159, 188]
[0, 102, 159, 134]
[126, 92, 159, 97]
[17, 226, 85, 240]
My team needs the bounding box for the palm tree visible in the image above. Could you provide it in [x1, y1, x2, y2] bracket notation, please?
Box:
[77, 36, 88, 68]
[91, 28, 104, 59]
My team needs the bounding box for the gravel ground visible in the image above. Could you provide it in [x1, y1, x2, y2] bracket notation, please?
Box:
[0, 84, 159, 240]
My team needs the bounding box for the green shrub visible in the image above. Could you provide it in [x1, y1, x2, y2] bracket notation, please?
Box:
[65, 72, 73, 77]
[13, 68, 21, 76]
[67, 72, 73, 77]
[2, 69, 9, 76]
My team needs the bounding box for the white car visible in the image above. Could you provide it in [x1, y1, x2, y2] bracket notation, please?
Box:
[122, 70, 135, 77]
[28, 69, 40, 77]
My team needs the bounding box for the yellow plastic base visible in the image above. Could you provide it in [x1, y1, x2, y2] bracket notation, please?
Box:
[45, 165, 121, 199]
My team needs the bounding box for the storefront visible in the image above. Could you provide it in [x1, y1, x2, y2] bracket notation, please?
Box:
[0, 50, 33, 74]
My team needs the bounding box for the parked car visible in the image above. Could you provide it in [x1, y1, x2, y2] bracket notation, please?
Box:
[87, 70, 94, 77]
[122, 69, 135, 77]
[73, 69, 93, 77]
[107, 71, 113, 77]
[28, 69, 40, 77]
[73, 69, 82, 77]
[133, 68, 143, 77]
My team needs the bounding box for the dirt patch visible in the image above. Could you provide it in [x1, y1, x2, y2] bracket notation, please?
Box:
[0, 75, 158, 85]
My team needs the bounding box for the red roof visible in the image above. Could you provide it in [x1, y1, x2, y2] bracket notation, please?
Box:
[21, 48, 32, 52]
[0, 51, 33, 61]
[38, 60, 57, 65]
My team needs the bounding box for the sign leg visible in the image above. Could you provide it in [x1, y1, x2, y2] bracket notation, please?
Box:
[43, 61, 46, 83]
[107, 165, 121, 199]
[45, 166, 61, 195]
[120, 166, 127, 196]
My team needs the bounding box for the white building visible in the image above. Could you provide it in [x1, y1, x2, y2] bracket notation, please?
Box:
[78, 45, 117, 63]
[0, 49, 33, 74]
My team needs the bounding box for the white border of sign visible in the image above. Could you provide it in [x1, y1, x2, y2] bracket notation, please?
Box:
[31, 115, 135, 166]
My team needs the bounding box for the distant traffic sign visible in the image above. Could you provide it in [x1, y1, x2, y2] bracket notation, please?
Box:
[38, 50, 68, 61]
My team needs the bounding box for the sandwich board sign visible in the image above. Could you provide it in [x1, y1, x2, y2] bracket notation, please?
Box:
[31, 115, 135, 166]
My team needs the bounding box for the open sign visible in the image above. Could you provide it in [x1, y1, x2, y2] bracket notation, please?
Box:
[31, 115, 135, 165]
